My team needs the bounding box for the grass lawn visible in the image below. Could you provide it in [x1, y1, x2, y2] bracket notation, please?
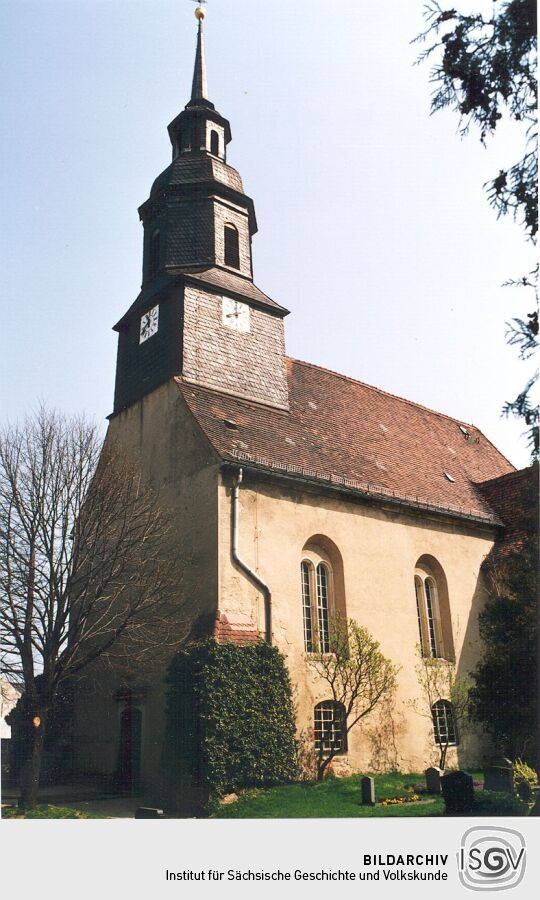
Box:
[213, 773, 454, 818]
[1, 804, 99, 819]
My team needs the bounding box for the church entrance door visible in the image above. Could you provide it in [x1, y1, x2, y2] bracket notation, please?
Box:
[118, 705, 142, 793]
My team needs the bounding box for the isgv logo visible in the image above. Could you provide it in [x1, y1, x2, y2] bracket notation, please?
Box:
[458, 826, 526, 891]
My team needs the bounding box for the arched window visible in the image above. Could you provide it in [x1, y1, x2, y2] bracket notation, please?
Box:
[192, 124, 201, 151]
[413, 555, 455, 659]
[301, 560, 333, 653]
[314, 701, 347, 754]
[149, 229, 160, 279]
[414, 574, 441, 657]
[301, 536, 346, 654]
[224, 224, 240, 269]
[210, 129, 219, 156]
[431, 699, 458, 747]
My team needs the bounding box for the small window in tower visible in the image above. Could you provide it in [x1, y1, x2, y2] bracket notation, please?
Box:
[224, 224, 240, 269]
[210, 129, 219, 156]
[149, 229, 160, 279]
[192, 124, 201, 151]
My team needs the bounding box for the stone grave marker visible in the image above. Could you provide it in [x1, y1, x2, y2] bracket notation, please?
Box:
[425, 766, 443, 794]
[441, 770, 474, 813]
[361, 776, 375, 806]
[483, 757, 514, 795]
[517, 781, 531, 803]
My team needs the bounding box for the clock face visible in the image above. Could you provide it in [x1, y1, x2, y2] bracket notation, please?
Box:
[222, 297, 250, 333]
[139, 305, 159, 344]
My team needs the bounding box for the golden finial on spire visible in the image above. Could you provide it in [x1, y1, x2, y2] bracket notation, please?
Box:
[193, 1, 206, 21]
[189, 0, 208, 100]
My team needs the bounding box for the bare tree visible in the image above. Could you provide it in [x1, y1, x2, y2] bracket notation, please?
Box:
[0, 407, 187, 807]
[306, 617, 397, 781]
[409, 646, 472, 770]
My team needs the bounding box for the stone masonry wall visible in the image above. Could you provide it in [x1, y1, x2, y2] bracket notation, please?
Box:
[182, 285, 289, 409]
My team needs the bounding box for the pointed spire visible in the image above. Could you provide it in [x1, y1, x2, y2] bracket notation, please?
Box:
[191, 16, 208, 102]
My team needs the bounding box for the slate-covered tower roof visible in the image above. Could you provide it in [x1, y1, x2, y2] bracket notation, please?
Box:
[112, 10, 288, 414]
[137, 12, 258, 285]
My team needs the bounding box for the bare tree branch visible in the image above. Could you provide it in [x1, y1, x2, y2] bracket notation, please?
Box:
[0, 406, 189, 806]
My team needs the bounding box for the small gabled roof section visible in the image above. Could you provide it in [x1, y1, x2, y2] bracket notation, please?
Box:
[476, 465, 538, 556]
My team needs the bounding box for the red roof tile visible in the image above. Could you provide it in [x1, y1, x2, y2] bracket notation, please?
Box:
[212, 611, 260, 645]
[178, 358, 515, 523]
[476, 466, 538, 556]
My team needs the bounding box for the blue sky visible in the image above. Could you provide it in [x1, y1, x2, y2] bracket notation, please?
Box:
[1, 0, 535, 467]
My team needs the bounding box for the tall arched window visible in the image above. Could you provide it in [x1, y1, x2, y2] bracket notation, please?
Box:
[301, 560, 333, 653]
[431, 699, 458, 746]
[192, 124, 201, 151]
[149, 229, 160, 279]
[413, 556, 454, 660]
[301, 536, 346, 654]
[210, 129, 219, 156]
[314, 701, 347, 754]
[414, 574, 441, 657]
[224, 224, 240, 268]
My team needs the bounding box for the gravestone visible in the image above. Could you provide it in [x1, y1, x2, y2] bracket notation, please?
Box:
[361, 776, 375, 806]
[441, 770, 474, 813]
[483, 757, 514, 795]
[425, 766, 443, 794]
[517, 781, 531, 803]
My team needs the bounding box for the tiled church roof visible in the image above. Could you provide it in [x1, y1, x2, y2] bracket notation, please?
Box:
[177, 358, 514, 525]
[212, 611, 260, 645]
[476, 466, 538, 555]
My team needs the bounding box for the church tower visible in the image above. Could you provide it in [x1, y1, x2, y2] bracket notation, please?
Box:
[112, 10, 289, 414]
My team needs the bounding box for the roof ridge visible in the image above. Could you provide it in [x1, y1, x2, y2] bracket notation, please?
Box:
[289, 356, 479, 431]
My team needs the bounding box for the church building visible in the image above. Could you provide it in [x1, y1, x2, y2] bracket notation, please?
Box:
[72, 10, 522, 791]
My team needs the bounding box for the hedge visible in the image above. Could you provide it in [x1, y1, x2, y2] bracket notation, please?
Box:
[162, 640, 298, 800]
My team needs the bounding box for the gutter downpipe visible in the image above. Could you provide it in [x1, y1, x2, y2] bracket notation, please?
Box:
[231, 467, 272, 644]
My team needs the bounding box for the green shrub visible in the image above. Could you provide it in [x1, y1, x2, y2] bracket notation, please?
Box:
[513, 758, 538, 788]
[473, 790, 528, 817]
[162, 640, 298, 801]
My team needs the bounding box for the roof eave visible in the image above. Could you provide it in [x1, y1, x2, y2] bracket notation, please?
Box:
[219, 458, 502, 530]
